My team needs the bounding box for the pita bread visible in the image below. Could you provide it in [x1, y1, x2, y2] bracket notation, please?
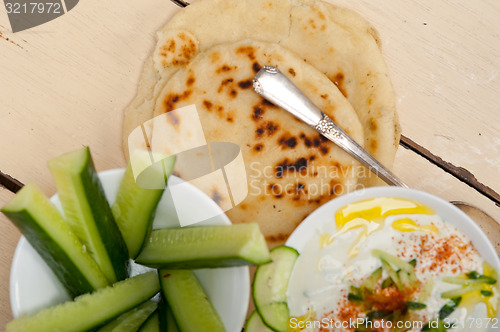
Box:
[122, 0, 401, 245]
[123, 0, 400, 188]
[149, 40, 364, 246]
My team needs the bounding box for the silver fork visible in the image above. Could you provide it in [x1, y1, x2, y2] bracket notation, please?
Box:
[253, 65, 407, 187]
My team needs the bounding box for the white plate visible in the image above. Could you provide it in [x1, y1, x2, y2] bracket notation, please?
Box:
[10, 169, 249, 331]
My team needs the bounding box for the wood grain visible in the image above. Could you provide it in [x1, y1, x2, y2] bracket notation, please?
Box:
[0, 0, 180, 195]
[0, 188, 19, 329]
[401, 135, 500, 205]
[394, 146, 500, 226]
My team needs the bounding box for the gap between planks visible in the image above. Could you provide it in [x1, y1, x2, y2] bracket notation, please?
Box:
[400, 135, 500, 207]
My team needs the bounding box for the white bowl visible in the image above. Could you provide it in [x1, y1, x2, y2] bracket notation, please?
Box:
[10, 169, 249, 331]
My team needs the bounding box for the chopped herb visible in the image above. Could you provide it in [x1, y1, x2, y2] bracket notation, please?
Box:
[406, 301, 427, 310]
[348, 292, 363, 302]
[478, 275, 497, 285]
[466, 271, 481, 279]
[438, 297, 461, 319]
[481, 290, 493, 297]
[348, 286, 363, 302]
[366, 310, 390, 320]
[409, 258, 417, 267]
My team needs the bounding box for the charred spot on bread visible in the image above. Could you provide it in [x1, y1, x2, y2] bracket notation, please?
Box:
[236, 45, 257, 60]
[216, 64, 233, 73]
[275, 157, 308, 178]
[166, 111, 180, 126]
[211, 189, 223, 205]
[163, 90, 193, 112]
[278, 134, 298, 149]
[186, 76, 195, 86]
[238, 79, 252, 89]
[256, 121, 280, 138]
[252, 62, 262, 73]
[252, 106, 265, 121]
[253, 143, 264, 152]
[203, 100, 213, 110]
[331, 72, 348, 97]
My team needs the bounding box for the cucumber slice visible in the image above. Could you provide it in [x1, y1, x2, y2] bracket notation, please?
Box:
[136, 224, 271, 269]
[6, 271, 160, 332]
[252, 245, 299, 332]
[112, 156, 175, 259]
[138, 312, 159, 332]
[97, 301, 157, 332]
[48, 146, 129, 283]
[159, 269, 226, 332]
[244, 311, 274, 332]
[1, 183, 108, 297]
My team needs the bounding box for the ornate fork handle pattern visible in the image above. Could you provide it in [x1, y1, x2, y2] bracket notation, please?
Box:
[314, 114, 345, 141]
[253, 66, 407, 188]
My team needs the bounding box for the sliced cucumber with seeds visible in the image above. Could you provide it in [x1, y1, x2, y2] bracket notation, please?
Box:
[112, 156, 175, 259]
[136, 224, 271, 269]
[253, 245, 299, 332]
[48, 147, 129, 283]
[245, 311, 274, 332]
[97, 301, 157, 332]
[159, 269, 226, 332]
[6, 271, 160, 332]
[1, 183, 108, 298]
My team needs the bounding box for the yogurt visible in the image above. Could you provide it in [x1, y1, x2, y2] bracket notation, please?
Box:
[287, 197, 499, 331]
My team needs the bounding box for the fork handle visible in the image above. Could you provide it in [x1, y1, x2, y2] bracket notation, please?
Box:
[253, 66, 407, 187]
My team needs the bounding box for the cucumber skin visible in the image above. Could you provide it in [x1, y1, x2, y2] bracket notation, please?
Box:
[76, 149, 129, 282]
[158, 295, 179, 332]
[138, 312, 160, 332]
[97, 300, 158, 332]
[112, 162, 165, 259]
[135, 224, 271, 269]
[244, 311, 274, 332]
[6, 271, 160, 332]
[5, 209, 98, 297]
[1, 185, 108, 298]
[159, 270, 226, 332]
[50, 147, 129, 283]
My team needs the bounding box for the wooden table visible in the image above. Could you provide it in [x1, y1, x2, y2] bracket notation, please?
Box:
[1, 0, 499, 329]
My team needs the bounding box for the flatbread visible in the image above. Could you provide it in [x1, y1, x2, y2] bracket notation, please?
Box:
[151, 40, 365, 245]
[123, 0, 400, 188]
